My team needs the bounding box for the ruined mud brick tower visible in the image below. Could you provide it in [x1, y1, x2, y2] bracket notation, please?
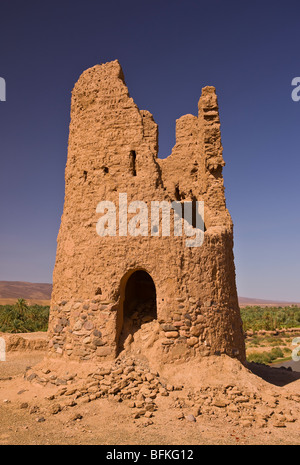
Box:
[48, 60, 246, 364]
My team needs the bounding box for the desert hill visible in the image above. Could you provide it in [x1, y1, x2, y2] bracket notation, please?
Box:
[0, 281, 52, 305]
[238, 296, 300, 307]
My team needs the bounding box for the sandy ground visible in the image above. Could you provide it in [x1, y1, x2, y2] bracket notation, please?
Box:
[0, 344, 300, 446]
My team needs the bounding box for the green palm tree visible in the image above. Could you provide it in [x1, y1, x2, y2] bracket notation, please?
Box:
[15, 298, 28, 318]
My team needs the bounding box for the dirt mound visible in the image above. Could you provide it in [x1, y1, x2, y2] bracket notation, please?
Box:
[0, 332, 48, 352]
[1, 325, 300, 444]
[21, 348, 300, 432]
[1, 346, 300, 444]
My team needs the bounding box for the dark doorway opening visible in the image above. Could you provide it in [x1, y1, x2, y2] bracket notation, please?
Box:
[117, 270, 157, 354]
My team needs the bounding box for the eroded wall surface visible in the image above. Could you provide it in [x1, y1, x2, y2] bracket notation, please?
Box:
[48, 60, 245, 363]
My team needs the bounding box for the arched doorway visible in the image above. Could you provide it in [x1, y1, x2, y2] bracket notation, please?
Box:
[117, 270, 157, 354]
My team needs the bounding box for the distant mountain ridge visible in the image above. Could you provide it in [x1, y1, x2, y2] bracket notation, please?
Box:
[0, 281, 52, 301]
[0, 281, 299, 307]
[238, 296, 300, 307]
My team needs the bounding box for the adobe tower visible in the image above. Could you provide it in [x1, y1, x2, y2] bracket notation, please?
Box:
[48, 60, 245, 364]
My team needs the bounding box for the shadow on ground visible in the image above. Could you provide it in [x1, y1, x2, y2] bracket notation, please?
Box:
[247, 361, 300, 387]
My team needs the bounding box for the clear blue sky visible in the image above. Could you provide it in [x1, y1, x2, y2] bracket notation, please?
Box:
[0, 0, 299, 301]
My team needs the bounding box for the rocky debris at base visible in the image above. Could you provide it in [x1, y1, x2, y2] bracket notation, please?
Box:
[24, 367, 77, 386]
[23, 355, 300, 429]
[173, 384, 299, 428]
[25, 355, 182, 420]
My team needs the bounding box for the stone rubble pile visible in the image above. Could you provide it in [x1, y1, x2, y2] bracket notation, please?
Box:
[120, 299, 157, 348]
[126, 299, 157, 326]
[25, 356, 183, 420]
[173, 385, 300, 428]
[25, 357, 300, 428]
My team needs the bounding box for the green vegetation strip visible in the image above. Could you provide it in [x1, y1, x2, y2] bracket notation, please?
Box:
[241, 305, 300, 365]
[240, 305, 300, 332]
[0, 299, 49, 333]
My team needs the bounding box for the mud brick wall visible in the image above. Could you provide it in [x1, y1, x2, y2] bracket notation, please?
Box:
[48, 60, 245, 363]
